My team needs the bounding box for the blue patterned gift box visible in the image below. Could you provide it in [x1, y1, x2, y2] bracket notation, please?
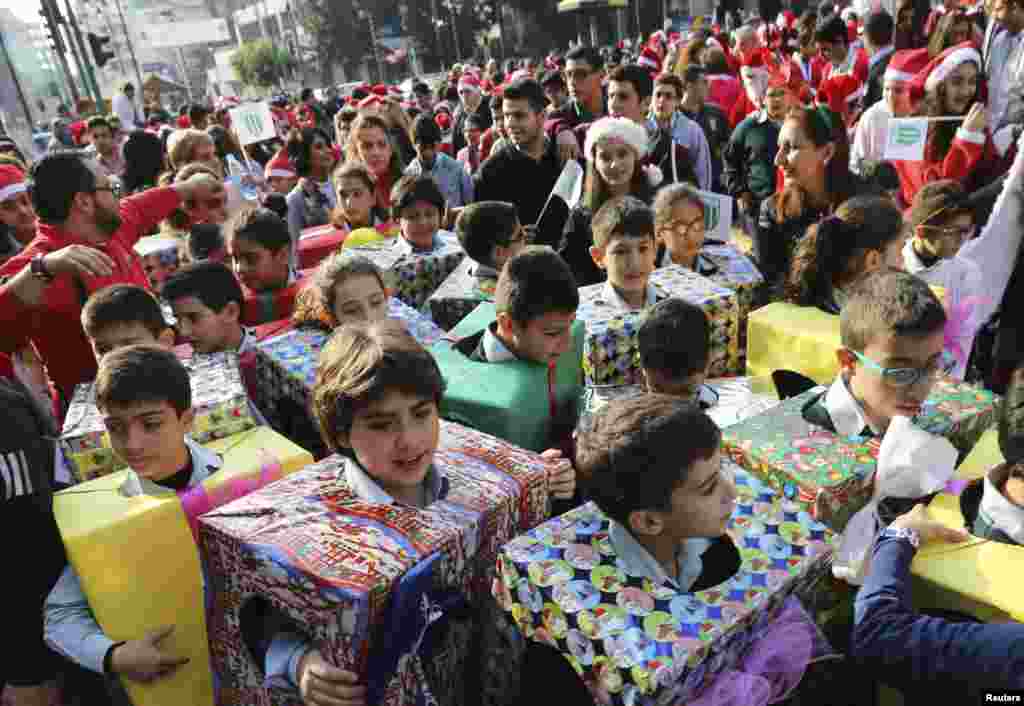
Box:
[577, 266, 740, 386]
[346, 234, 466, 312]
[199, 421, 552, 706]
[249, 299, 445, 434]
[60, 352, 257, 482]
[494, 462, 834, 706]
[699, 245, 764, 375]
[427, 257, 497, 330]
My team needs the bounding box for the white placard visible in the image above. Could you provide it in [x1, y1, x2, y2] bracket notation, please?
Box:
[550, 159, 585, 209]
[695, 189, 733, 243]
[229, 102, 277, 146]
[137, 19, 232, 49]
[884, 117, 929, 162]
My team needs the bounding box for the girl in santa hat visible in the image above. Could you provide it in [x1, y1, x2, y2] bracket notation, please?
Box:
[558, 117, 660, 287]
[893, 42, 1006, 210]
[0, 165, 37, 263]
[264, 149, 298, 195]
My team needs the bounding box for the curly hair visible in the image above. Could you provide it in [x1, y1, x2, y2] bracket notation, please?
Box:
[292, 252, 388, 331]
[167, 129, 213, 171]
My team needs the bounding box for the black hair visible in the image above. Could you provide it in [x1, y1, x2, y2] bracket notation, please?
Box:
[456, 201, 520, 267]
[864, 10, 895, 47]
[841, 270, 947, 352]
[495, 246, 579, 324]
[188, 223, 224, 261]
[540, 70, 566, 88]
[286, 127, 331, 177]
[81, 284, 168, 339]
[95, 344, 191, 415]
[638, 298, 711, 381]
[161, 261, 243, 313]
[122, 130, 165, 193]
[502, 79, 547, 114]
[682, 65, 708, 84]
[608, 64, 655, 101]
[577, 394, 721, 526]
[815, 13, 849, 44]
[300, 87, 314, 101]
[412, 114, 442, 144]
[224, 205, 292, 254]
[86, 116, 111, 133]
[566, 45, 605, 70]
[465, 113, 487, 131]
[261, 192, 289, 221]
[592, 196, 657, 249]
[188, 103, 210, 122]
[390, 174, 446, 218]
[29, 151, 95, 223]
[412, 81, 431, 95]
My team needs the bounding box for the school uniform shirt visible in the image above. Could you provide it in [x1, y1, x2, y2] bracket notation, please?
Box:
[850, 100, 893, 175]
[479, 324, 517, 363]
[646, 113, 713, 190]
[600, 280, 661, 313]
[852, 531, 1024, 689]
[264, 457, 450, 689]
[821, 374, 881, 437]
[975, 464, 1024, 545]
[43, 437, 223, 674]
[405, 154, 474, 209]
[608, 520, 713, 592]
[723, 110, 782, 204]
[393, 229, 455, 256]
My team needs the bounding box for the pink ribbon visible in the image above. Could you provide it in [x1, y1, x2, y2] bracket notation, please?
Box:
[177, 453, 284, 542]
[943, 294, 988, 371]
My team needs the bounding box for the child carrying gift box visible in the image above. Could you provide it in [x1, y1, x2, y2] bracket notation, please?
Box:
[433, 247, 584, 458]
[428, 201, 528, 330]
[199, 322, 572, 706]
[498, 394, 839, 706]
[46, 346, 312, 706]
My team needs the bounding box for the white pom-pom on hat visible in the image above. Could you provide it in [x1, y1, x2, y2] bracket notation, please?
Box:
[583, 116, 651, 161]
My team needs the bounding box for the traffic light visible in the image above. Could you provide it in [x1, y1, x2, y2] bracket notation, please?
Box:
[88, 32, 115, 68]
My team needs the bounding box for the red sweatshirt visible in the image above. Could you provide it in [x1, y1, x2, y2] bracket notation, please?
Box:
[0, 187, 182, 401]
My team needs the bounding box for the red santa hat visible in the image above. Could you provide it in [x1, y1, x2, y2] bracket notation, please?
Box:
[739, 48, 770, 75]
[435, 112, 452, 130]
[817, 73, 863, 118]
[371, 84, 388, 96]
[638, 45, 662, 72]
[769, 59, 810, 103]
[358, 95, 383, 110]
[776, 10, 796, 29]
[884, 48, 931, 84]
[458, 74, 481, 94]
[913, 41, 982, 96]
[0, 165, 27, 202]
[264, 149, 296, 180]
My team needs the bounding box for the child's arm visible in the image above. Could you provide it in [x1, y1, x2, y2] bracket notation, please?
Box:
[44, 566, 114, 673]
[938, 105, 989, 191]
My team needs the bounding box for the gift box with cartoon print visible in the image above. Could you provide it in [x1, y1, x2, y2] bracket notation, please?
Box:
[577, 265, 740, 386]
[493, 462, 834, 706]
[199, 421, 552, 706]
[721, 379, 998, 531]
[699, 244, 764, 374]
[248, 299, 444, 432]
[427, 257, 498, 330]
[345, 234, 465, 312]
[60, 352, 258, 482]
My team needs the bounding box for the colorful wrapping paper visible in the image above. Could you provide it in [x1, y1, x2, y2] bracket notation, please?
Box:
[745, 303, 841, 384]
[722, 380, 998, 532]
[427, 257, 498, 330]
[699, 244, 764, 375]
[345, 234, 466, 312]
[199, 421, 552, 706]
[577, 266, 740, 386]
[248, 299, 444, 433]
[52, 427, 313, 706]
[494, 462, 834, 706]
[60, 352, 258, 482]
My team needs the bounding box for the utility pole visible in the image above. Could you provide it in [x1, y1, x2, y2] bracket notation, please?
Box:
[111, 0, 144, 101]
[63, 0, 102, 103]
[40, 0, 80, 104]
[0, 27, 35, 129]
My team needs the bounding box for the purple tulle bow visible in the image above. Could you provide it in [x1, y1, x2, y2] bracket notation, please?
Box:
[177, 453, 284, 541]
[685, 597, 823, 706]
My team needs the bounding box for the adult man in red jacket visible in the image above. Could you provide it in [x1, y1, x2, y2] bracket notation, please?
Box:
[0, 151, 223, 404]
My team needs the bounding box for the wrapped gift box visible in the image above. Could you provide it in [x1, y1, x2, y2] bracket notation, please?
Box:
[249, 299, 444, 434]
[427, 257, 498, 330]
[345, 233, 465, 312]
[53, 426, 313, 706]
[199, 421, 552, 706]
[494, 462, 834, 706]
[746, 302, 840, 384]
[134, 235, 181, 289]
[910, 461, 1023, 622]
[701, 244, 764, 374]
[577, 266, 739, 386]
[298, 225, 348, 270]
[722, 380, 998, 531]
[61, 352, 258, 482]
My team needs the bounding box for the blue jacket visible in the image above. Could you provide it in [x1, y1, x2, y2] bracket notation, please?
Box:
[852, 533, 1024, 689]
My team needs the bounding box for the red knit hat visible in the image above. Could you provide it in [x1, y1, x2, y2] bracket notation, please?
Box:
[911, 41, 982, 99]
[0, 164, 27, 202]
[817, 73, 863, 119]
[264, 149, 296, 179]
[884, 48, 931, 84]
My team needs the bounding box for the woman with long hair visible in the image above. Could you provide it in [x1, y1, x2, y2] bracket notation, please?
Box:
[283, 126, 337, 248]
[928, 9, 975, 57]
[756, 104, 863, 293]
[785, 195, 906, 313]
[346, 113, 405, 212]
[894, 42, 1001, 210]
[122, 129, 165, 194]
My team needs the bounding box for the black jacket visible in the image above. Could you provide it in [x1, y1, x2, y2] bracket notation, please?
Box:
[863, 51, 894, 112]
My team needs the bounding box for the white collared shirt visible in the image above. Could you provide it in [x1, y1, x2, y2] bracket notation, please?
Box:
[480, 325, 518, 363]
[343, 456, 448, 507]
[824, 375, 878, 437]
[608, 520, 712, 592]
[394, 229, 455, 256]
[980, 465, 1024, 544]
[600, 280, 660, 312]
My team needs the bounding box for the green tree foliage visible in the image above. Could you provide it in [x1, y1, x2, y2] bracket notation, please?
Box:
[230, 40, 292, 88]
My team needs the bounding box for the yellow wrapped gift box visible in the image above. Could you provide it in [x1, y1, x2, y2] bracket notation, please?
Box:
[910, 450, 1023, 623]
[746, 303, 840, 384]
[52, 427, 313, 706]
